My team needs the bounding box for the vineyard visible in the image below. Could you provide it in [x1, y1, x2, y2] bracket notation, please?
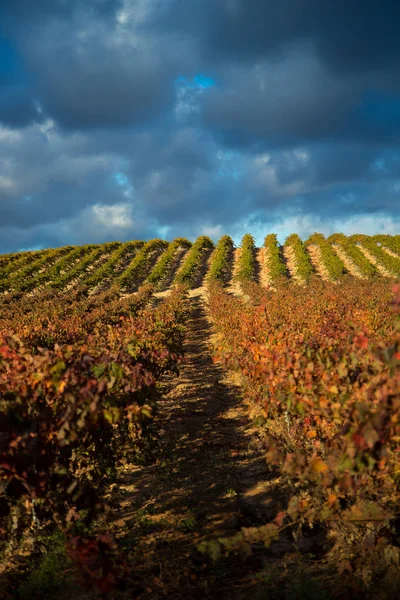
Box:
[0, 233, 399, 599]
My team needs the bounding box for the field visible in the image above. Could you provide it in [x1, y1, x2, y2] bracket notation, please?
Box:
[0, 233, 399, 599]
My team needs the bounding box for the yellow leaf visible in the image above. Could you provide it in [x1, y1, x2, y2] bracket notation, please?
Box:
[311, 457, 328, 473]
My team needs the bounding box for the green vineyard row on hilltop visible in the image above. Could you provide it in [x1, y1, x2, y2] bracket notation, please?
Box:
[351, 234, 400, 277]
[283, 233, 314, 282]
[328, 233, 377, 277]
[207, 235, 234, 284]
[0, 233, 399, 295]
[305, 232, 346, 280]
[235, 233, 257, 283]
[264, 233, 287, 283]
[147, 238, 192, 287]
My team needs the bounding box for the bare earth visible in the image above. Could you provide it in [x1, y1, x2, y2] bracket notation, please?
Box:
[358, 244, 393, 277]
[306, 244, 334, 282]
[226, 248, 245, 297]
[381, 245, 400, 259]
[282, 244, 306, 285]
[332, 244, 364, 279]
[256, 246, 274, 289]
[107, 289, 288, 599]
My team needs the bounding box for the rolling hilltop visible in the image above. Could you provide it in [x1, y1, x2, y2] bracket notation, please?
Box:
[0, 232, 399, 296]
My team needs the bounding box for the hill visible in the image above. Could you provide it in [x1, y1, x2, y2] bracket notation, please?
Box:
[0, 232, 399, 599]
[0, 233, 399, 295]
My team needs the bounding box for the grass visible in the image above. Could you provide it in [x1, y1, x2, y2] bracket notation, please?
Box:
[17, 531, 74, 600]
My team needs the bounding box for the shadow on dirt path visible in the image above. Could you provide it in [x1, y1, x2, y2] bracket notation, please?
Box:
[107, 286, 294, 599]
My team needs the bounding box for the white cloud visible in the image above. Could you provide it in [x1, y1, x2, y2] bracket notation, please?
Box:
[263, 212, 400, 243]
[38, 119, 56, 141]
[0, 176, 16, 192]
[339, 214, 400, 236]
[201, 224, 223, 239]
[174, 75, 215, 121]
[175, 85, 203, 120]
[254, 153, 271, 166]
[116, 0, 173, 27]
[294, 148, 310, 164]
[92, 203, 133, 229]
[226, 211, 400, 247]
[0, 126, 22, 144]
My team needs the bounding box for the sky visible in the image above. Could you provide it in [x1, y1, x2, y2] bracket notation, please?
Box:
[1, 0, 400, 252]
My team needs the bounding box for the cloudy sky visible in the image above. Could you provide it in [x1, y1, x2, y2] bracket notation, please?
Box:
[1, 0, 400, 252]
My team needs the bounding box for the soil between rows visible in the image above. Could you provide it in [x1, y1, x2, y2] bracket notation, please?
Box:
[106, 291, 293, 599]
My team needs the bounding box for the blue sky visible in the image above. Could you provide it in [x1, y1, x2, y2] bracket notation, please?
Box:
[1, 0, 400, 252]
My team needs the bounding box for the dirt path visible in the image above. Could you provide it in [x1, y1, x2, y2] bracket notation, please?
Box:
[381, 245, 400, 259]
[226, 248, 244, 297]
[65, 252, 112, 292]
[306, 244, 334, 282]
[332, 244, 364, 279]
[358, 244, 393, 277]
[282, 244, 305, 285]
[145, 245, 190, 296]
[90, 247, 139, 295]
[256, 247, 274, 289]
[108, 289, 282, 599]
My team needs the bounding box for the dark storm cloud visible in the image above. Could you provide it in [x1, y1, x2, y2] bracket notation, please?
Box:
[159, 0, 400, 147]
[162, 0, 400, 74]
[0, 36, 39, 127]
[200, 53, 361, 146]
[0, 174, 120, 229]
[26, 33, 175, 130]
[0, 0, 185, 130]
[267, 144, 380, 188]
[310, 145, 381, 187]
[1, 0, 122, 25]
[0, 0, 400, 253]
[0, 86, 38, 128]
[199, 54, 400, 150]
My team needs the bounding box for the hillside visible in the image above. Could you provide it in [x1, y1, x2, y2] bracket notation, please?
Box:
[0, 232, 399, 599]
[0, 233, 399, 296]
